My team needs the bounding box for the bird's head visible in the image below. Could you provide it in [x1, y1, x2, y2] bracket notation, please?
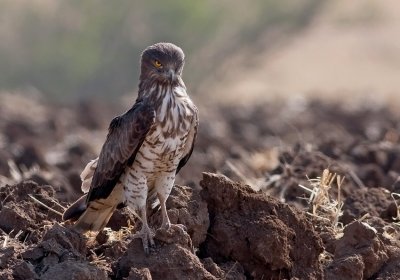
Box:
[140, 42, 185, 85]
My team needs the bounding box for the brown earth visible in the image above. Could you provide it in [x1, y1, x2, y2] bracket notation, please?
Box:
[1, 94, 400, 279]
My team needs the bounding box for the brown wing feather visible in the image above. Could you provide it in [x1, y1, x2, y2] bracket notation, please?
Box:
[86, 101, 155, 202]
[176, 107, 198, 174]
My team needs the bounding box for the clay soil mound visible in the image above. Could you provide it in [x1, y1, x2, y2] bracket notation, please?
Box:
[1, 175, 314, 279]
[200, 172, 323, 279]
[1, 94, 400, 279]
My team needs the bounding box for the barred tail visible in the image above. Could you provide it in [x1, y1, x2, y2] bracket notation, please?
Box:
[74, 200, 117, 232]
[63, 184, 124, 233]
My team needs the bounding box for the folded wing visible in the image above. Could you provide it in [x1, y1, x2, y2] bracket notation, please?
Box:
[62, 101, 155, 231]
[87, 101, 155, 202]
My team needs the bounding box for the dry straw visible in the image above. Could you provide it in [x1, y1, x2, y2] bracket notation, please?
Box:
[298, 169, 345, 231]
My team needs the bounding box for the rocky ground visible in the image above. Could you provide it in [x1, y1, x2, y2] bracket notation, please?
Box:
[1, 93, 400, 279]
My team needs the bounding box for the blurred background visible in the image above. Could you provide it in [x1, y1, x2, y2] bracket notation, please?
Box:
[0, 0, 320, 102]
[0, 0, 400, 202]
[2, 0, 399, 104]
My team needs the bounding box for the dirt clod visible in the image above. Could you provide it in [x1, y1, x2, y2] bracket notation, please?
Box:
[12, 260, 38, 280]
[150, 185, 209, 248]
[115, 226, 215, 280]
[127, 267, 152, 280]
[202, 258, 246, 280]
[40, 260, 107, 280]
[342, 187, 395, 224]
[200, 172, 324, 279]
[326, 221, 389, 279]
[0, 247, 15, 269]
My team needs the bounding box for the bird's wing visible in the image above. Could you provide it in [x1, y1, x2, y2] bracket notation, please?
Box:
[176, 106, 198, 174]
[86, 101, 155, 203]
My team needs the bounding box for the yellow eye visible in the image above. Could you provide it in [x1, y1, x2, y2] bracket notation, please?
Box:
[154, 60, 162, 68]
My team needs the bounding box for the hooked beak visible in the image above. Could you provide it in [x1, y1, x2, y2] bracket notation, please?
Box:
[167, 68, 176, 83]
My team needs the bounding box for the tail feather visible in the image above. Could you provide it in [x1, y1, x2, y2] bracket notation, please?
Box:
[62, 194, 87, 221]
[74, 200, 117, 232]
[63, 183, 124, 233]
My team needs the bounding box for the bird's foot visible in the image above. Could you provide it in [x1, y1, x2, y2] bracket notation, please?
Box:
[173, 223, 187, 232]
[131, 226, 155, 254]
[161, 214, 186, 232]
[161, 220, 171, 230]
[161, 222, 187, 232]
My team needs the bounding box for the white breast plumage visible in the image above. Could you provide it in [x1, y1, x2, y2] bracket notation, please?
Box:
[134, 85, 194, 172]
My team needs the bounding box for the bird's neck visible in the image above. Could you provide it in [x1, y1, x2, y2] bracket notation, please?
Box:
[137, 78, 187, 103]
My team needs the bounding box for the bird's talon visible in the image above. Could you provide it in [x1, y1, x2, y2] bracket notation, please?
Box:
[175, 223, 187, 232]
[132, 226, 155, 254]
[149, 237, 155, 247]
[143, 246, 149, 255]
[162, 221, 172, 230]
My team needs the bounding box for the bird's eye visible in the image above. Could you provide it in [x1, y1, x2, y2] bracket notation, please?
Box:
[153, 60, 162, 68]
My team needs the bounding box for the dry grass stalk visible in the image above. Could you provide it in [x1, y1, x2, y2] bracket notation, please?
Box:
[103, 220, 135, 242]
[298, 168, 344, 231]
[391, 192, 400, 222]
[89, 251, 108, 266]
[1, 229, 26, 249]
[28, 194, 63, 216]
[2, 235, 9, 248]
[387, 192, 400, 240]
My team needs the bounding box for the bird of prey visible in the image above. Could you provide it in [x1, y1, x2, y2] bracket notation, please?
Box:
[62, 42, 198, 253]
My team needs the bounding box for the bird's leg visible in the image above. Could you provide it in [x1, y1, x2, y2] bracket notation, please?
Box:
[125, 172, 155, 253]
[131, 206, 155, 254]
[158, 193, 171, 229]
[156, 174, 186, 232]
